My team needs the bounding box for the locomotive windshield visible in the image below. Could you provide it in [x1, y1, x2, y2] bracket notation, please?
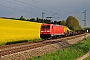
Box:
[41, 25, 50, 29]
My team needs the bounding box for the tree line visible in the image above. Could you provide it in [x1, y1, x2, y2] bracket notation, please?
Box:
[18, 16, 81, 31]
[1, 16, 90, 31]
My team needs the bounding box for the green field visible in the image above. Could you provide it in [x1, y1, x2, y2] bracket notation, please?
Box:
[0, 18, 42, 44]
[27, 36, 90, 60]
[84, 56, 90, 60]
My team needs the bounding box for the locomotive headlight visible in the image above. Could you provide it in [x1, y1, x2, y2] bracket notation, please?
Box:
[41, 31, 44, 32]
[47, 30, 50, 32]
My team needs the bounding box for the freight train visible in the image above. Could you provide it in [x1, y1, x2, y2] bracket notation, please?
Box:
[40, 24, 84, 39]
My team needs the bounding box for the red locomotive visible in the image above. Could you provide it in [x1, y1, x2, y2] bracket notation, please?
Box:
[40, 24, 64, 39]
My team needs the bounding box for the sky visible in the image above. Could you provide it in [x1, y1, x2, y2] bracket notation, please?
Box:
[0, 0, 90, 27]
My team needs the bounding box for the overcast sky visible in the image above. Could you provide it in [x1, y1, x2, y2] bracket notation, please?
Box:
[0, 0, 90, 27]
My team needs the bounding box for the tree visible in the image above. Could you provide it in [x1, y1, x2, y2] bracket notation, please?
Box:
[53, 20, 61, 25]
[19, 15, 26, 20]
[53, 21, 57, 24]
[66, 16, 81, 31]
[60, 20, 66, 26]
[30, 18, 35, 22]
[36, 17, 39, 22]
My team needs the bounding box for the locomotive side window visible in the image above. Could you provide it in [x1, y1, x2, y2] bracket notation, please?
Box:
[41, 26, 50, 29]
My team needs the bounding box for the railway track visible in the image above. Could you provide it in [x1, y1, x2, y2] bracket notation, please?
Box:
[0, 34, 86, 57]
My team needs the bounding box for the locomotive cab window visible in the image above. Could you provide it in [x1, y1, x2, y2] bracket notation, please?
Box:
[41, 25, 50, 29]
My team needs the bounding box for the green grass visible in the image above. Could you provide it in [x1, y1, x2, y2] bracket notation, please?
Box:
[0, 38, 42, 46]
[27, 36, 90, 60]
[84, 56, 90, 60]
[28, 38, 42, 42]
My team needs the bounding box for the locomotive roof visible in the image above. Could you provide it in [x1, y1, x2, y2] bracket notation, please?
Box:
[42, 24, 63, 26]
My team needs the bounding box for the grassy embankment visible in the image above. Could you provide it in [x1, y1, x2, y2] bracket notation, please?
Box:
[84, 56, 90, 60]
[27, 36, 90, 60]
[0, 18, 42, 45]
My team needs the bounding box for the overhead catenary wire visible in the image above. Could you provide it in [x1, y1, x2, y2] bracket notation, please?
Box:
[69, 12, 84, 20]
[31, 0, 67, 12]
[2, 0, 33, 9]
[1, 0, 67, 20]
[0, 4, 36, 15]
[13, 0, 60, 19]
[32, 0, 61, 17]
[1, 0, 39, 16]
[1, 0, 79, 20]
[1, 0, 58, 20]
[13, 0, 63, 18]
[13, 0, 53, 13]
[31, 0, 70, 16]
